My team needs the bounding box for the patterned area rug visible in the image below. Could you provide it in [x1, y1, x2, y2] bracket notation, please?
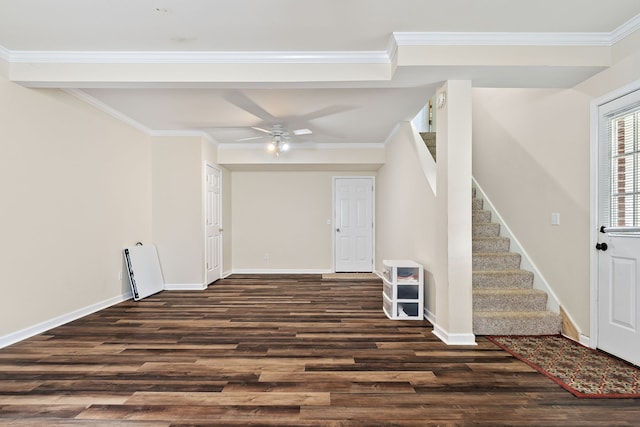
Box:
[487, 335, 640, 398]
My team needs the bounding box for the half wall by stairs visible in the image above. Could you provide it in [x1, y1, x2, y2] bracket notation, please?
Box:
[472, 187, 561, 335]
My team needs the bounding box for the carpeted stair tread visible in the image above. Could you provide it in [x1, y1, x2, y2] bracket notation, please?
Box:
[473, 252, 521, 270]
[473, 236, 510, 252]
[472, 270, 534, 289]
[473, 223, 500, 237]
[473, 311, 562, 336]
[473, 289, 548, 312]
[472, 210, 492, 223]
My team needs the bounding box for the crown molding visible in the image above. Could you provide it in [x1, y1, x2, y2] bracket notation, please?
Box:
[63, 92, 217, 141]
[610, 13, 640, 44]
[3, 13, 640, 66]
[8, 50, 390, 64]
[2, 14, 638, 67]
[0, 44, 9, 62]
[64, 89, 151, 134]
[65, 92, 216, 141]
[393, 31, 613, 47]
[394, 13, 640, 47]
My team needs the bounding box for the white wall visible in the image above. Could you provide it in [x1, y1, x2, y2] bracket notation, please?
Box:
[231, 170, 375, 272]
[152, 136, 206, 287]
[0, 73, 152, 341]
[152, 136, 228, 287]
[375, 123, 438, 315]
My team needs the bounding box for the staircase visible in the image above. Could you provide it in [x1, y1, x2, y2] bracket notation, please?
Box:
[420, 132, 436, 160]
[472, 188, 562, 335]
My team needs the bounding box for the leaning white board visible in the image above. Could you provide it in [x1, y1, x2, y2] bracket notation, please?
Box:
[123, 244, 164, 301]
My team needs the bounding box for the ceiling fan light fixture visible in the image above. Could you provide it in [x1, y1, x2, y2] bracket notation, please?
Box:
[266, 134, 291, 156]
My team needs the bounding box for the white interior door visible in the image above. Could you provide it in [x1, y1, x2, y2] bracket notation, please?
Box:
[596, 89, 640, 366]
[206, 164, 222, 284]
[334, 177, 374, 272]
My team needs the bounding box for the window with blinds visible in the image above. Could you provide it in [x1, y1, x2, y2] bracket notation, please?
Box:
[608, 107, 640, 227]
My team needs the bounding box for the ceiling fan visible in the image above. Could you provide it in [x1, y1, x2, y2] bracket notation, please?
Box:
[236, 124, 312, 155]
[222, 91, 352, 153]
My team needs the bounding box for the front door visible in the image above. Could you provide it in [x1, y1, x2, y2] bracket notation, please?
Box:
[596, 89, 640, 366]
[334, 177, 374, 272]
[206, 164, 222, 284]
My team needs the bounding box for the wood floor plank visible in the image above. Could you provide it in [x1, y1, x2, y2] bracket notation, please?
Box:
[259, 370, 437, 384]
[0, 274, 639, 426]
[125, 391, 331, 406]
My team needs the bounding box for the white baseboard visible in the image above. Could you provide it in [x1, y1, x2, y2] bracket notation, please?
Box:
[164, 283, 207, 291]
[0, 292, 133, 349]
[231, 268, 332, 274]
[424, 308, 436, 325]
[579, 333, 591, 348]
[432, 324, 477, 346]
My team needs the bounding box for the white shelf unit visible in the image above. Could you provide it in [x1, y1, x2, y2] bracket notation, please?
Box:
[382, 260, 424, 320]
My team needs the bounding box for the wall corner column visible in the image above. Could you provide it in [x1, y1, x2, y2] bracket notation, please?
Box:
[433, 80, 475, 345]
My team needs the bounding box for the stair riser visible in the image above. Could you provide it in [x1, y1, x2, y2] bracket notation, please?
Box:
[472, 210, 492, 223]
[473, 254, 521, 271]
[473, 313, 562, 336]
[473, 238, 510, 253]
[472, 199, 483, 210]
[472, 271, 534, 289]
[473, 293, 547, 312]
[473, 223, 500, 237]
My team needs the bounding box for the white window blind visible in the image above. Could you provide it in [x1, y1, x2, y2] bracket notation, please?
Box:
[604, 103, 640, 228]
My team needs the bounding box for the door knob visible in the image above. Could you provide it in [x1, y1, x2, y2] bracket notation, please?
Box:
[595, 242, 608, 251]
[336, 228, 341, 232]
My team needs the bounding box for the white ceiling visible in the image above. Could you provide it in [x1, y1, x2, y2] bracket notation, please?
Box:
[1, 0, 639, 146]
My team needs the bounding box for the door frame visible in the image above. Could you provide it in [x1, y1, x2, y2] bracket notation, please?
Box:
[589, 79, 640, 349]
[332, 176, 376, 273]
[204, 162, 223, 285]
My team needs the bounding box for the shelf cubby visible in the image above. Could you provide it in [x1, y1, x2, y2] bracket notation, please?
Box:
[381, 260, 424, 320]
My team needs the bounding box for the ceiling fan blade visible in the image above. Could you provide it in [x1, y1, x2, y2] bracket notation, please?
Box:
[251, 126, 273, 135]
[293, 128, 312, 136]
[224, 92, 277, 123]
[236, 135, 267, 142]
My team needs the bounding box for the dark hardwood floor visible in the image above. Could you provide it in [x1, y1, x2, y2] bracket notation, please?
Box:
[0, 274, 639, 426]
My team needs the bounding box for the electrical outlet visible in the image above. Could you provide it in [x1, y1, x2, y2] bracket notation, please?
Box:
[263, 253, 270, 261]
[551, 213, 560, 225]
